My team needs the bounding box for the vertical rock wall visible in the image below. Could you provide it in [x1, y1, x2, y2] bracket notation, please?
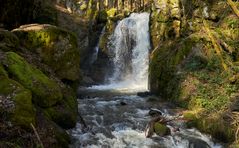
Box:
[149, 0, 239, 145]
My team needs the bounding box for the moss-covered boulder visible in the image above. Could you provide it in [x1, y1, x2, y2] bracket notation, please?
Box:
[0, 75, 35, 128]
[12, 24, 80, 81]
[154, 122, 171, 136]
[0, 29, 19, 52]
[44, 87, 78, 129]
[0, 64, 8, 77]
[35, 111, 71, 148]
[3, 52, 62, 108]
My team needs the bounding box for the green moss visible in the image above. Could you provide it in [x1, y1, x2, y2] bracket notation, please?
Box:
[44, 87, 77, 129]
[107, 8, 117, 18]
[53, 124, 71, 148]
[0, 77, 35, 128]
[13, 25, 80, 81]
[0, 64, 8, 77]
[80, 2, 87, 11]
[149, 36, 198, 97]
[154, 122, 170, 136]
[197, 114, 235, 142]
[149, 0, 239, 144]
[0, 29, 19, 46]
[0, 29, 20, 52]
[13, 26, 77, 50]
[3, 52, 62, 107]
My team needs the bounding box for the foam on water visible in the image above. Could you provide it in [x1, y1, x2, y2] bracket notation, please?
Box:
[71, 12, 223, 148]
[88, 12, 150, 92]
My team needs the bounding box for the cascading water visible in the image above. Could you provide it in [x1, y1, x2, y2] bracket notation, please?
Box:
[90, 13, 150, 91]
[90, 27, 106, 65]
[108, 12, 150, 87]
[71, 13, 223, 148]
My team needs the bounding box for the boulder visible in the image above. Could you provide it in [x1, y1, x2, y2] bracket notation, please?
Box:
[0, 29, 19, 52]
[149, 108, 163, 117]
[12, 24, 80, 81]
[154, 122, 171, 136]
[3, 52, 62, 108]
[0, 64, 8, 77]
[0, 75, 35, 128]
[44, 87, 78, 129]
[137, 91, 152, 97]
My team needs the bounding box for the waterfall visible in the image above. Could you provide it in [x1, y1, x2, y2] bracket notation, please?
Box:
[108, 12, 150, 90]
[90, 12, 150, 91]
[90, 27, 105, 65]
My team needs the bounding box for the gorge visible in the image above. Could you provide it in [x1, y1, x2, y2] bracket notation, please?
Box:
[0, 0, 239, 148]
[70, 12, 222, 148]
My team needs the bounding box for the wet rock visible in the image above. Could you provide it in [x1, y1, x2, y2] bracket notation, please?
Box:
[149, 108, 163, 117]
[147, 96, 159, 102]
[137, 91, 152, 97]
[120, 101, 127, 106]
[81, 75, 95, 86]
[177, 134, 211, 148]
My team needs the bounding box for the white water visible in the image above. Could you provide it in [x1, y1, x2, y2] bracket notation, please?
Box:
[71, 12, 223, 148]
[70, 93, 223, 148]
[90, 27, 106, 65]
[90, 12, 150, 91]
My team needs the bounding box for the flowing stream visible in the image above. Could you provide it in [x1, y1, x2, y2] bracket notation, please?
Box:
[69, 13, 223, 148]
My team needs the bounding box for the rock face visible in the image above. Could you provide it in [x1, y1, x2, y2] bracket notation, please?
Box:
[0, 28, 78, 147]
[149, 0, 239, 144]
[12, 24, 81, 81]
[150, 0, 181, 48]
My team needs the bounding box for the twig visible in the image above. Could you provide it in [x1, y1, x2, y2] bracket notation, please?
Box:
[30, 123, 44, 148]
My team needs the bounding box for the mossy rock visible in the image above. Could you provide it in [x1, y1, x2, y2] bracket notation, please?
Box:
[149, 36, 198, 96]
[36, 112, 71, 148]
[154, 122, 171, 136]
[53, 122, 71, 148]
[44, 86, 77, 129]
[0, 64, 8, 77]
[12, 24, 80, 81]
[3, 52, 62, 108]
[0, 77, 35, 128]
[0, 29, 19, 52]
[44, 100, 77, 129]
